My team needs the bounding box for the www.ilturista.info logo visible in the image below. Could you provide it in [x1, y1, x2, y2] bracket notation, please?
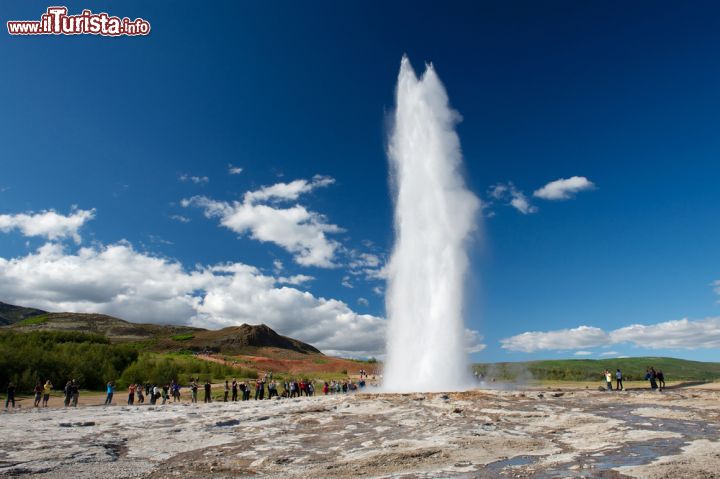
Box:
[7, 6, 150, 36]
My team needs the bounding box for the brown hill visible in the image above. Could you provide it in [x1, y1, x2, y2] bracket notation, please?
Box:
[158, 324, 321, 355]
[1, 302, 322, 356]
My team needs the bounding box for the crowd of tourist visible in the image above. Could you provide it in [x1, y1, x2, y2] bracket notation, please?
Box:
[3, 370, 369, 409]
[601, 367, 666, 391]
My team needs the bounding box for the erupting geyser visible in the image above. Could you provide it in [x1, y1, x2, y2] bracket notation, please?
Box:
[383, 56, 480, 392]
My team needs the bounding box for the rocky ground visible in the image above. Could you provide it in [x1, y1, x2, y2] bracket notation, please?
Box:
[1, 387, 719, 478]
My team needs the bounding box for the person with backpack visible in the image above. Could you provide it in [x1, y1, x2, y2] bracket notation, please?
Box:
[615, 369, 623, 391]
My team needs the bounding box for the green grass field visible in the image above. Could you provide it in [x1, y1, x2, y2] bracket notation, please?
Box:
[473, 357, 720, 382]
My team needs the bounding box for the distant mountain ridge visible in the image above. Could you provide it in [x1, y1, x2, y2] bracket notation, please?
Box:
[0, 301, 321, 355]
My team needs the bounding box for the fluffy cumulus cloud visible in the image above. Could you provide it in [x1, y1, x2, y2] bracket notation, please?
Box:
[183, 175, 342, 268]
[488, 183, 537, 215]
[0, 208, 95, 243]
[610, 318, 720, 349]
[500, 326, 607, 353]
[0, 242, 386, 357]
[502, 317, 720, 352]
[533, 176, 595, 200]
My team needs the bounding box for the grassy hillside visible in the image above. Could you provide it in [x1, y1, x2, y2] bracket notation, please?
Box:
[473, 357, 720, 382]
[0, 301, 46, 326]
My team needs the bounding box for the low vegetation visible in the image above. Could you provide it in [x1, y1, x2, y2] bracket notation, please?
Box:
[170, 333, 195, 341]
[0, 331, 258, 393]
[17, 314, 49, 326]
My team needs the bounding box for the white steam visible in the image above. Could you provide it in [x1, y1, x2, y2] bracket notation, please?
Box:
[383, 57, 480, 392]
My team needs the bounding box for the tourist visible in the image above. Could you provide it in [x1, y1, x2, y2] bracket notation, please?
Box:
[104, 381, 115, 405]
[604, 370, 612, 391]
[33, 382, 43, 407]
[323, 382, 329, 395]
[268, 380, 278, 398]
[137, 384, 145, 404]
[646, 367, 658, 390]
[231, 379, 238, 401]
[224, 380, 230, 402]
[71, 380, 79, 407]
[5, 382, 16, 409]
[42, 380, 52, 407]
[190, 379, 198, 403]
[204, 380, 211, 403]
[162, 384, 169, 404]
[172, 381, 181, 402]
[63, 380, 72, 407]
[128, 383, 136, 405]
[657, 370, 665, 390]
[616, 369, 623, 391]
[289, 380, 297, 398]
[238, 381, 246, 401]
[281, 381, 288, 397]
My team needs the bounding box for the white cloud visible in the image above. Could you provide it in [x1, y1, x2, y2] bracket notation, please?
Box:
[372, 286, 384, 296]
[341, 276, 353, 288]
[347, 250, 386, 281]
[713, 279, 720, 297]
[277, 274, 314, 286]
[357, 297, 369, 307]
[500, 326, 608, 353]
[488, 182, 537, 215]
[228, 164, 243, 175]
[243, 175, 334, 203]
[179, 174, 209, 185]
[170, 215, 191, 223]
[574, 351, 593, 356]
[273, 259, 284, 273]
[610, 318, 720, 349]
[533, 176, 595, 200]
[183, 175, 342, 268]
[0, 208, 95, 243]
[0, 242, 386, 357]
[510, 192, 537, 215]
[464, 329, 486, 353]
[502, 317, 720, 352]
[600, 351, 619, 357]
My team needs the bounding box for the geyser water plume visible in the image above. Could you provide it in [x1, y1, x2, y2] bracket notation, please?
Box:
[383, 57, 480, 392]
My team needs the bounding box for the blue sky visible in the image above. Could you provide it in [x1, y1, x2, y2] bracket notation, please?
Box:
[1, 1, 720, 361]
